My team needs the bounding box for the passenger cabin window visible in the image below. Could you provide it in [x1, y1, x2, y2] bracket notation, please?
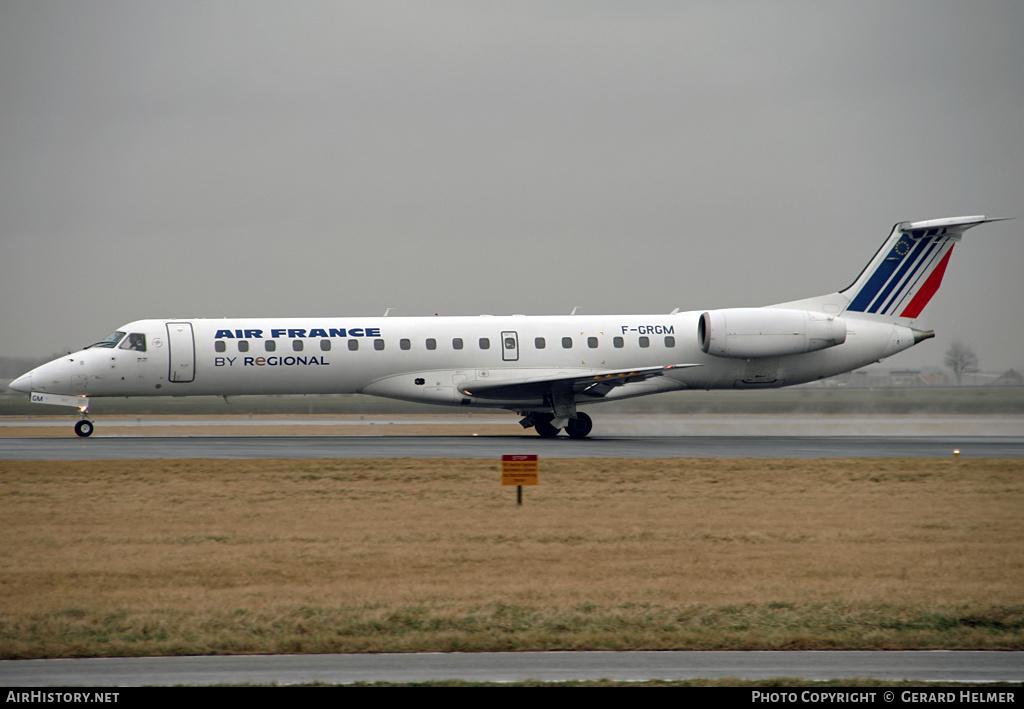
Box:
[292, 340, 304, 352]
[237, 340, 249, 352]
[374, 339, 385, 351]
[664, 336, 676, 348]
[400, 338, 411, 350]
[453, 338, 464, 350]
[119, 333, 147, 352]
[348, 340, 359, 351]
[215, 341, 226, 353]
[479, 338, 490, 350]
[320, 340, 331, 351]
[639, 336, 650, 348]
[265, 340, 276, 352]
[587, 337, 598, 349]
[426, 338, 437, 350]
[613, 336, 624, 348]
[535, 337, 546, 349]
[561, 337, 573, 349]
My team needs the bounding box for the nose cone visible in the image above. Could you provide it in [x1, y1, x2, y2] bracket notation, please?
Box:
[9, 358, 73, 395]
[9, 371, 33, 393]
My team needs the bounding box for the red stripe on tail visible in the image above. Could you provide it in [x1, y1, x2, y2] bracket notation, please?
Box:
[900, 246, 954, 318]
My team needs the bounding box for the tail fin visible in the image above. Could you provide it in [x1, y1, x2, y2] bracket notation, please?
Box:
[841, 215, 1004, 319]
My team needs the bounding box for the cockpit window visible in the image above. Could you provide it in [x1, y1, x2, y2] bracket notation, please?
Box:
[119, 333, 147, 352]
[86, 331, 126, 349]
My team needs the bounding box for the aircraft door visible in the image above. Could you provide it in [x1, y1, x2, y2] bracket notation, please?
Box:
[166, 322, 196, 383]
[501, 331, 519, 362]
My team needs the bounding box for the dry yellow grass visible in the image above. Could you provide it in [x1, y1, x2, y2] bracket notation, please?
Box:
[1, 457, 1021, 657]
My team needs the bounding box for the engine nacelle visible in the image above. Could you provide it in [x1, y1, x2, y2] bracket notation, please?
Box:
[698, 308, 847, 359]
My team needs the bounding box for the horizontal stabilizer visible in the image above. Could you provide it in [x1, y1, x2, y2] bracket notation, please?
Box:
[901, 215, 1009, 232]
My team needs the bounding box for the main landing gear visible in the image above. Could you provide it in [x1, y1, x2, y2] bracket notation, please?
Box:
[524, 411, 593, 439]
[565, 412, 593, 439]
[519, 391, 594, 439]
[535, 415, 559, 438]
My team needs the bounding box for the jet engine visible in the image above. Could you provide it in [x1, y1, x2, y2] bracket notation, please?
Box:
[698, 308, 847, 359]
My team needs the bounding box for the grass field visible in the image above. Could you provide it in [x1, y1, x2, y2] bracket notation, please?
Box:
[1, 456, 1022, 658]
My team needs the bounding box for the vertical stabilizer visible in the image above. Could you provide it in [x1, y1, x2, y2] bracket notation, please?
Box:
[841, 215, 1002, 319]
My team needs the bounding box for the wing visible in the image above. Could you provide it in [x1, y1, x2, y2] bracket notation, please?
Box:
[457, 364, 701, 400]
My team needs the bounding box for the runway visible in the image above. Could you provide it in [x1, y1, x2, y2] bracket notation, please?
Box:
[3, 414, 1021, 459]
[2, 434, 1022, 459]
[2, 651, 1022, 686]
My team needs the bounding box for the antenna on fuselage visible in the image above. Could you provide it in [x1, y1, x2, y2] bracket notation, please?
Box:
[570, 306, 581, 315]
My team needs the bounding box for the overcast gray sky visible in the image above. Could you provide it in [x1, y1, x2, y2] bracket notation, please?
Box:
[1, 1, 1021, 371]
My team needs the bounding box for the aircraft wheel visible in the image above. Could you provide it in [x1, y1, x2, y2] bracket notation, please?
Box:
[565, 412, 593, 439]
[535, 420, 560, 438]
[74, 420, 94, 438]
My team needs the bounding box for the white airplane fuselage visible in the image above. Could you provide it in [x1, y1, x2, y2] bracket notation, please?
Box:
[10, 215, 1004, 437]
[14, 312, 915, 403]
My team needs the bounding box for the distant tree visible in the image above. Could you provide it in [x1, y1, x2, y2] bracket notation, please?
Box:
[995, 369, 1023, 386]
[944, 341, 979, 385]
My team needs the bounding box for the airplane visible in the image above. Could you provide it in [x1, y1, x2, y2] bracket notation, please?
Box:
[9, 215, 1005, 438]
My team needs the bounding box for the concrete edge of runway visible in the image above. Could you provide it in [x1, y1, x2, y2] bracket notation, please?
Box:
[2, 650, 1023, 686]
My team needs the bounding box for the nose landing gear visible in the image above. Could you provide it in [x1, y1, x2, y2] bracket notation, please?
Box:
[74, 397, 94, 437]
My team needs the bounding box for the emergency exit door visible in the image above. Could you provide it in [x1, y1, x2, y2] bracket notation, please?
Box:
[501, 331, 519, 362]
